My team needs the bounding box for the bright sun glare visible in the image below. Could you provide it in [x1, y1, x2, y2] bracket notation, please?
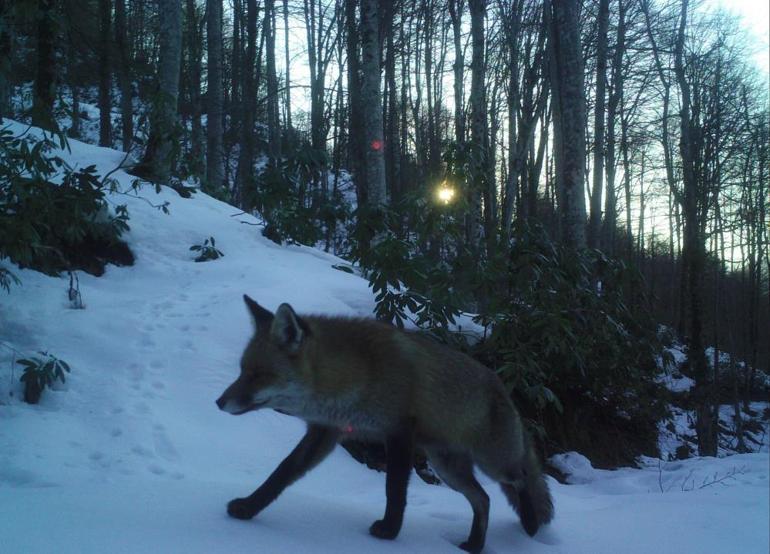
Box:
[437, 182, 456, 204]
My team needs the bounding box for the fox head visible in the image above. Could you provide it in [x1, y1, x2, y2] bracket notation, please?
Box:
[216, 296, 308, 415]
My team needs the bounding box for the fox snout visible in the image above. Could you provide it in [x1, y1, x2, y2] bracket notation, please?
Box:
[216, 382, 252, 415]
[215, 395, 227, 411]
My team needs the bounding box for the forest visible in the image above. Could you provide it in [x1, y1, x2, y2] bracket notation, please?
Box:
[0, 0, 768, 469]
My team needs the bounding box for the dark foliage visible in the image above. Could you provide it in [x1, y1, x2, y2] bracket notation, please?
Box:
[252, 145, 350, 247]
[0, 125, 133, 280]
[474, 227, 671, 466]
[190, 236, 223, 262]
[17, 351, 71, 404]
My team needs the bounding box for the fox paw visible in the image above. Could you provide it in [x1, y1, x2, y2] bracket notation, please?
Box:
[459, 539, 483, 553]
[369, 519, 399, 540]
[227, 497, 258, 520]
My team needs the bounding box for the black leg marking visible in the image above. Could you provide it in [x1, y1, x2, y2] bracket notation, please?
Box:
[227, 424, 339, 520]
[369, 426, 415, 540]
[428, 449, 490, 554]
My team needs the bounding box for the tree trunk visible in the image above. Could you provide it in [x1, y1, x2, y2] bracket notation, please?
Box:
[115, 0, 133, 152]
[98, 0, 112, 147]
[0, 0, 12, 120]
[234, 0, 260, 207]
[136, 0, 182, 184]
[675, 0, 716, 457]
[283, 0, 292, 132]
[588, 0, 608, 250]
[546, 0, 587, 250]
[32, 0, 56, 130]
[186, 0, 204, 175]
[383, 0, 400, 201]
[265, 0, 281, 160]
[360, 0, 386, 208]
[206, 0, 225, 191]
[467, 0, 486, 251]
[63, 2, 81, 138]
[230, 0, 242, 144]
[346, 0, 366, 206]
[603, 0, 626, 254]
[448, 0, 464, 146]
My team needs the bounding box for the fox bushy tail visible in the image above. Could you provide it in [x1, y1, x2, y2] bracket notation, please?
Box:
[500, 447, 554, 536]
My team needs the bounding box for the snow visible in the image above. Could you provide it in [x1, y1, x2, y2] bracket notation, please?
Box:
[1, 122, 769, 553]
[549, 452, 597, 484]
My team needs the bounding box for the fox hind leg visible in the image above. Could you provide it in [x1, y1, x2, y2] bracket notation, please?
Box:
[427, 449, 490, 554]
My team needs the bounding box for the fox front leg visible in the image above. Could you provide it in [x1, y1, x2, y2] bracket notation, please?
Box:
[227, 424, 339, 519]
[369, 426, 415, 540]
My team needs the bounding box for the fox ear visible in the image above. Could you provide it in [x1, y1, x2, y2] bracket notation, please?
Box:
[270, 303, 305, 353]
[244, 295, 274, 332]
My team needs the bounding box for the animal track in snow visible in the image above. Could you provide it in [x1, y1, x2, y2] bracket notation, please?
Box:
[152, 425, 178, 461]
[133, 401, 150, 415]
[131, 445, 154, 458]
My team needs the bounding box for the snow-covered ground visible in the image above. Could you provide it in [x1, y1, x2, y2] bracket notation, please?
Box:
[1, 122, 768, 553]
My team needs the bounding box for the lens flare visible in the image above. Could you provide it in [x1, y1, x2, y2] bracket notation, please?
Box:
[437, 182, 456, 204]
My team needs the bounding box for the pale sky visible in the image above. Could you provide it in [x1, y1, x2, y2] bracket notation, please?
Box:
[711, 0, 770, 76]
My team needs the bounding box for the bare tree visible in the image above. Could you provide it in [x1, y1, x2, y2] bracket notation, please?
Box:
[467, 0, 486, 250]
[32, 0, 56, 130]
[234, 0, 261, 206]
[0, 0, 11, 120]
[115, 0, 133, 152]
[263, 0, 280, 160]
[98, 0, 112, 147]
[185, 0, 204, 173]
[136, 0, 183, 183]
[588, 0, 609, 249]
[546, 0, 587, 249]
[206, 0, 225, 190]
[360, 0, 386, 207]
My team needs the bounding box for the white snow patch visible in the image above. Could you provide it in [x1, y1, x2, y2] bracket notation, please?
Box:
[549, 452, 598, 484]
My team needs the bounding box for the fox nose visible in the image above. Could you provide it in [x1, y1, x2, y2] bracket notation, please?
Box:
[216, 396, 226, 410]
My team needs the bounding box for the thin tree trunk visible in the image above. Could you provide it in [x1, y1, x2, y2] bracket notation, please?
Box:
[283, 0, 292, 132]
[136, 0, 182, 183]
[383, 0, 400, 201]
[675, 0, 715, 457]
[603, 0, 625, 254]
[206, 0, 225, 191]
[360, 0, 386, 208]
[468, 0, 486, 251]
[265, 0, 281, 160]
[448, 0, 464, 146]
[186, 0, 203, 174]
[115, 0, 133, 152]
[346, 0, 366, 206]
[588, 0, 608, 250]
[64, 2, 81, 138]
[98, 0, 112, 147]
[235, 0, 260, 207]
[0, 0, 12, 120]
[230, 0, 242, 143]
[546, 0, 587, 250]
[32, 0, 56, 130]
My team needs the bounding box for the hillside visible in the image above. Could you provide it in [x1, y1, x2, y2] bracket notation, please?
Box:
[0, 122, 768, 554]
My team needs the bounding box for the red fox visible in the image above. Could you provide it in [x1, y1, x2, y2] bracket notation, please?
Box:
[216, 296, 553, 553]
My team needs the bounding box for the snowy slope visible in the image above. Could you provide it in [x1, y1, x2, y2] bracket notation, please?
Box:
[1, 123, 768, 554]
